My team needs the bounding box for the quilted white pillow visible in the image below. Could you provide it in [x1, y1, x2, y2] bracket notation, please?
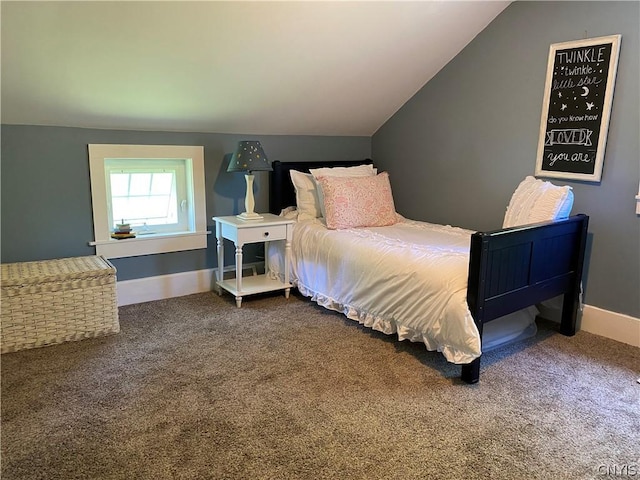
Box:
[289, 170, 322, 221]
[316, 172, 397, 230]
[503, 176, 574, 228]
[309, 164, 377, 218]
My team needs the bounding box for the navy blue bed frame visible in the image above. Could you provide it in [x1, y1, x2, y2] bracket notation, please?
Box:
[270, 160, 589, 384]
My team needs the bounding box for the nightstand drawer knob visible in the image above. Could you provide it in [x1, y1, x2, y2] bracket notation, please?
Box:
[263, 231, 269, 237]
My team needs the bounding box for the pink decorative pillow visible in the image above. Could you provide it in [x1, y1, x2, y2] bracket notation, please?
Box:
[317, 172, 398, 229]
[310, 164, 377, 218]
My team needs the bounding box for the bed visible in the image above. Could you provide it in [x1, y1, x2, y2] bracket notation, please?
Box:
[268, 159, 589, 384]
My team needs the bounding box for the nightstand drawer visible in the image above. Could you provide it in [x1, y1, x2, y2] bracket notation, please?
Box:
[237, 224, 287, 243]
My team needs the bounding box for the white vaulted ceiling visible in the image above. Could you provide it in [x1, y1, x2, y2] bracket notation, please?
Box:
[1, 1, 510, 136]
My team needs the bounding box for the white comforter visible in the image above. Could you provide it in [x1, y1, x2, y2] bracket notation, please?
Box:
[268, 214, 485, 364]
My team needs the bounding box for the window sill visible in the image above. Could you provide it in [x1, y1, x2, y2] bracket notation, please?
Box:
[89, 231, 211, 259]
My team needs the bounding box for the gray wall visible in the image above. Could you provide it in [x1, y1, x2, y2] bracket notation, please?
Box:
[2, 2, 637, 318]
[373, 1, 639, 318]
[1, 125, 370, 280]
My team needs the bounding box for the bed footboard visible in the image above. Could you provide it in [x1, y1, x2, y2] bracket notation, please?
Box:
[462, 214, 589, 384]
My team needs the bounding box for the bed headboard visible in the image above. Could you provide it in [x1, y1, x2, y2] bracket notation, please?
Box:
[269, 159, 373, 214]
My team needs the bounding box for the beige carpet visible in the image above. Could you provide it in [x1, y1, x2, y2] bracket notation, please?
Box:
[2, 291, 638, 479]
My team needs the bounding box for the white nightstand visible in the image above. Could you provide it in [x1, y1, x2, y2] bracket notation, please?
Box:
[213, 214, 294, 307]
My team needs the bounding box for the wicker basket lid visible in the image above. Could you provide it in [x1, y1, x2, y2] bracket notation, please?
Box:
[1, 256, 116, 287]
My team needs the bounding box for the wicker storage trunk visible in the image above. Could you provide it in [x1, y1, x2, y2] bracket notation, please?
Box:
[1, 255, 119, 353]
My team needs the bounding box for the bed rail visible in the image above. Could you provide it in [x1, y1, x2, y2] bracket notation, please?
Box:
[462, 214, 589, 383]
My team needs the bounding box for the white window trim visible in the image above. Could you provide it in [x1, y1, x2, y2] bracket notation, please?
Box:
[88, 144, 209, 259]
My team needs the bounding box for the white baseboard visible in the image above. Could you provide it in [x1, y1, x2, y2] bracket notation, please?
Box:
[117, 269, 640, 348]
[116, 264, 261, 306]
[117, 268, 216, 306]
[581, 305, 640, 348]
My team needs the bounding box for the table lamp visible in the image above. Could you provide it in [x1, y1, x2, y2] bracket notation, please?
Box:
[227, 140, 272, 220]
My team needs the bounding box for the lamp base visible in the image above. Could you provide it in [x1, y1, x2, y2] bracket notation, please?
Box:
[237, 211, 264, 221]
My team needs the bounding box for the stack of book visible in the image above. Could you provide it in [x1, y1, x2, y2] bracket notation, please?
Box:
[110, 223, 136, 240]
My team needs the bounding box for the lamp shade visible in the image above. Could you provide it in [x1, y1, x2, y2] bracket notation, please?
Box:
[227, 141, 271, 173]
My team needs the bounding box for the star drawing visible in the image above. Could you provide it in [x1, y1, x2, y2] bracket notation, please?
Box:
[586, 102, 595, 110]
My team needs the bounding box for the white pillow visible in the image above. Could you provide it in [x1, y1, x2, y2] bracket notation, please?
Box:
[308, 164, 376, 178]
[503, 176, 574, 228]
[309, 164, 377, 218]
[289, 170, 322, 221]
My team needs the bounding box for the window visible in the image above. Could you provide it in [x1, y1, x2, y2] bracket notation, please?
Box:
[106, 159, 188, 234]
[88, 144, 208, 259]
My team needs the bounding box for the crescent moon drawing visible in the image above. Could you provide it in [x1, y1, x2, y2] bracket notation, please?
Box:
[581, 86, 589, 97]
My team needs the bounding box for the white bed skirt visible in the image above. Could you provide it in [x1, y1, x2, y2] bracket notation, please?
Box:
[267, 216, 537, 364]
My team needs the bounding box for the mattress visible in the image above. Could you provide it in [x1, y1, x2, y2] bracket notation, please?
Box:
[268, 214, 537, 364]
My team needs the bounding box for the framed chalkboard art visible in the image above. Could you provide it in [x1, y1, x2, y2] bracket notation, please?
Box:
[535, 35, 621, 182]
